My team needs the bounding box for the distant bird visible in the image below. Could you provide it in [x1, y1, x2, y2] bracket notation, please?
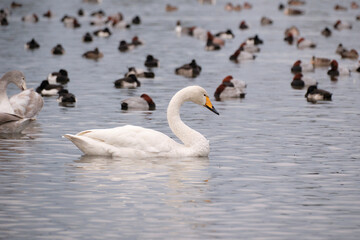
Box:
[205, 32, 222, 51]
[334, 20, 352, 30]
[93, 27, 111, 37]
[291, 60, 314, 73]
[288, 0, 306, 5]
[1, 17, 8, 26]
[285, 26, 300, 38]
[341, 49, 359, 59]
[311, 56, 331, 67]
[11, 2, 22, 8]
[215, 29, 234, 39]
[305, 85, 332, 103]
[131, 36, 143, 46]
[334, 4, 347, 11]
[47, 69, 70, 84]
[82, 48, 103, 59]
[188, 26, 207, 40]
[118, 40, 135, 52]
[335, 43, 347, 55]
[229, 48, 256, 62]
[61, 15, 81, 28]
[36, 80, 63, 96]
[78, 9, 85, 16]
[351, 2, 359, 9]
[284, 8, 304, 15]
[132, 15, 141, 24]
[327, 60, 350, 77]
[82, 32, 93, 42]
[321, 27, 332, 37]
[261, 16, 273, 25]
[144, 55, 159, 68]
[124, 67, 155, 78]
[121, 94, 156, 111]
[243, 2, 252, 9]
[352, 60, 360, 72]
[51, 44, 65, 55]
[247, 35, 264, 45]
[214, 75, 247, 100]
[166, 4, 178, 12]
[25, 38, 40, 49]
[240, 42, 260, 53]
[114, 74, 141, 88]
[175, 59, 202, 78]
[291, 73, 317, 89]
[297, 37, 316, 49]
[43, 10, 53, 18]
[22, 13, 39, 23]
[239, 21, 249, 30]
[90, 9, 105, 18]
[57, 89, 76, 104]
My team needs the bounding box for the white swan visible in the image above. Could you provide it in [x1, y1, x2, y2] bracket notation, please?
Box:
[64, 86, 219, 158]
[0, 70, 43, 133]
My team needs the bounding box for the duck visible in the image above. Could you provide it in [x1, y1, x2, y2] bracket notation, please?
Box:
[247, 35, 264, 45]
[205, 39, 221, 51]
[78, 9, 85, 16]
[47, 69, 69, 84]
[334, 20, 352, 30]
[36, 80, 64, 96]
[224, 3, 234, 11]
[11, 2, 22, 8]
[61, 15, 81, 28]
[90, 9, 105, 18]
[132, 15, 141, 25]
[207, 32, 225, 46]
[291, 73, 317, 89]
[166, 4, 178, 12]
[57, 89, 76, 105]
[285, 26, 300, 38]
[240, 42, 260, 53]
[335, 43, 346, 55]
[334, 4, 347, 11]
[82, 32, 93, 42]
[214, 75, 246, 100]
[327, 60, 350, 77]
[284, 33, 294, 44]
[297, 37, 316, 49]
[118, 40, 135, 52]
[284, 8, 304, 15]
[114, 74, 141, 88]
[305, 85, 332, 103]
[124, 67, 155, 78]
[82, 48, 103, 60]
[1, 17, 8, 26]
[288, 0, 305, 5]
[175, 59, 202, 78]
[93, 27, 111, 37]
[64, 85, 219, 157]
[232, 4, 242, 11]
[25, 38, 40, 50]
[311, 56, 331, 67]
[261, 16, 273, 25]
[243, 2, 252, 9]
[229, 48, 256, 62]
[110, 18, 131, 29]
[341, 49, 359, 59]
[144, 55, 159, 68]
[215, 29, 234, 39]
[291, 60, 314, 73]
[321, 27, 332, 37]
[0, 70, 43, 133]
[239, 21, 249, 30]
[51, 44, 65, 55]
[352, 2, 359, 9]
[21, 13, 39, 23]
[121, 94, 156, 111]
[131, 36, 143, 46]
[43, 10, 53, 18]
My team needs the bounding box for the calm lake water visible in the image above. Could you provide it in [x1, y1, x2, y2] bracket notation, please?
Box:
[1, 0, 360, 239]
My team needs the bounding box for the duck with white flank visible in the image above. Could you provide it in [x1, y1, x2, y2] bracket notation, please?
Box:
[124, 67, 155, 78]
[93, 27, 111, 37]
[327, 60, 350, 77]
[214, 75, 247, 100]
[47, 69, 69, 84]
[0, 71, 43, 133]
[229, 47, 256, 63]
[215, 29, 234, 39]
[175, 59, 202, 78]
[36, 80, 63, 96]
[334, 20, 352, 30]
[305, 85, 332, 103]
[64, 86, 219, 157]
[121, 94, 155, 111]
[114, 74, 141, 88]
[297, 37, 316, 49]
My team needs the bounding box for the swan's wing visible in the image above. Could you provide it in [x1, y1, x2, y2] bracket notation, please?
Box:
[0, 113, 31, 133]
[10, 89, 44, 118]
[64, 125, 180, 156]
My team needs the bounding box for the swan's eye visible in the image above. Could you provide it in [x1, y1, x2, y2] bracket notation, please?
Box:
[22, 77, 25, 81]
[203, 94, 206, 96]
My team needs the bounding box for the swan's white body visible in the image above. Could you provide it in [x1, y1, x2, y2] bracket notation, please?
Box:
[0, 70, 43, 133]
[64, 86, 219, 158]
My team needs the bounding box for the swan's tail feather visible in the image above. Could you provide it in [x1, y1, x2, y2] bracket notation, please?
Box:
[63, 134, 112, 156]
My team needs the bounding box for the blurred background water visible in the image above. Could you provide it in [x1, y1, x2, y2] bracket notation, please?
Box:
[0, 0, 360, 239]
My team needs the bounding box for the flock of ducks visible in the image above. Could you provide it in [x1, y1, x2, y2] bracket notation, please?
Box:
[0, 0, 359, 157]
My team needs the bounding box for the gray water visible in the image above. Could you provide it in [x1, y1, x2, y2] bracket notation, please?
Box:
[1, 0, 360, 239]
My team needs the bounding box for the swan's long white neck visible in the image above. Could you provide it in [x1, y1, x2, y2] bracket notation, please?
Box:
[167, 88, 208, 150]
[0, 77, 15, 114]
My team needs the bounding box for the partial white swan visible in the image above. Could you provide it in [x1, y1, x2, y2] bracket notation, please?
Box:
[0, 70, 43, 133]
[64, 86, 219, 158]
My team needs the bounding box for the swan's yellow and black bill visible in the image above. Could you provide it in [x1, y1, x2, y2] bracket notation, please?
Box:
[204, 96, 219, 115]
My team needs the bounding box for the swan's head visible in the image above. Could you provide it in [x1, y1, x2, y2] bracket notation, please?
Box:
[183, 86, 219, 115]
[2, 70, 27, 90]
